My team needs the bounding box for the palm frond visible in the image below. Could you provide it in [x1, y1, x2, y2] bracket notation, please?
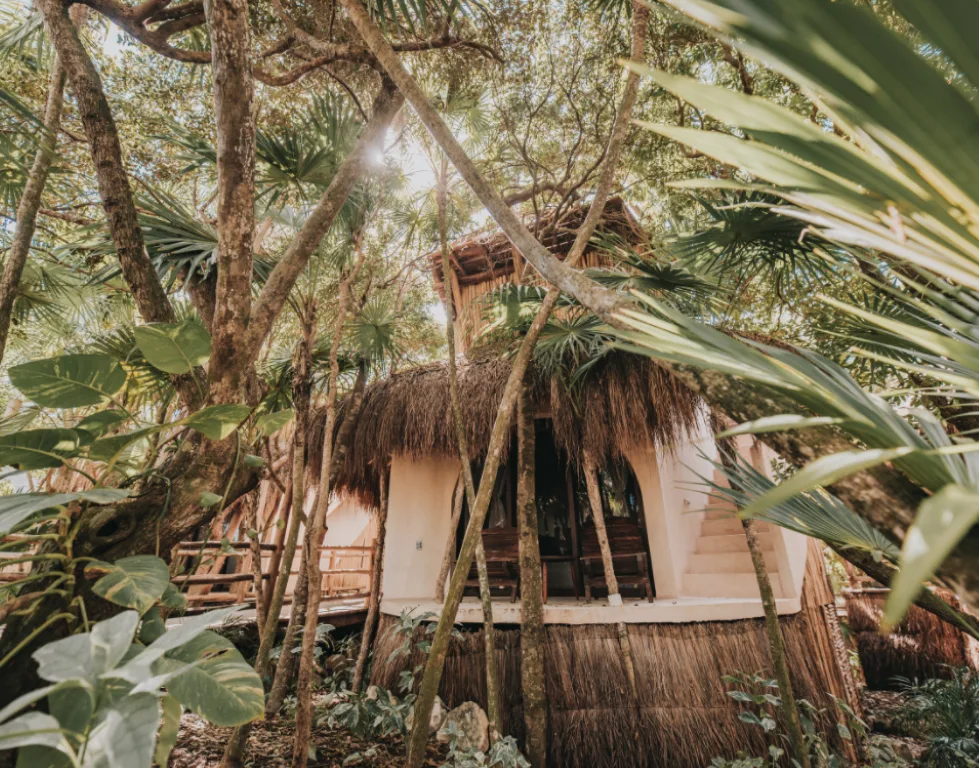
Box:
[0, 0, 48, 67]
[668, 192, 842, 300]
[347, 296, 401, 365]
[695, 450, 900, 562]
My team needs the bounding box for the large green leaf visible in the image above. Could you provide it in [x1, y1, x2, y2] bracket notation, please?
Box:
[0, 428, 90, 469]
[154, 695, 182, 766]
[111, 606, 242, 683]
[33, 611, 139, 684]
[183, 404, 250, 440]
[9, 354, 126, 408]
[75, 410, 129, 439]
[0, 489, 130, 535]
[255, 408, 294, 437]
[82, 692, 160, 768]
[0, 713, 74, 759]
[86, 426, 161, 465]
[134, 320, 211, 374]
[86, 556, 171, 615]
[160, 631, 264, 726]
[884, 485, 979, 629]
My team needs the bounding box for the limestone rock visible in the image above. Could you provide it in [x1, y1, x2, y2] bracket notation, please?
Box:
[406, 695, 446, 735]
[436, 701, 490, 752]
[869, 734, 923, 765]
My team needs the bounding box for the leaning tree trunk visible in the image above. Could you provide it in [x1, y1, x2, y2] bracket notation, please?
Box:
[352, 464, 390, 693]
[742, 517, 811, 768]
[373, 8, 650, 762]
[292, 259, 368, 768]
[0, 29, 73, 365]
[436, 158, 503, 740]
[516, 382, 546, 768]
[333, 3, 650, 762]
[582, 451, 638, 699]
[265, 556, 309, 718]
[435, 478, 466, 602]
[222, 331, 314, 768]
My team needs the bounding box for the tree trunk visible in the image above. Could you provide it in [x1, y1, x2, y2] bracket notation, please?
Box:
[582, 452, 620, 603]
[352, 464, 390, 693]
[386, 3, 650, 759]
[436, 157, 502, 741]
[435, 477, 465, 602]
[338, 0, 631, 322]
[516, 383, 546, 768]
[36, 0, 191, 388]
[222, 333, 314, 768]
[0, 43, 70, 365]
[203, 0, 256, 404]
[265, 556, 309, 718]
[292, 255, 368, 768]
[582, 451, 638, 699]
[742, 517, 811, 768]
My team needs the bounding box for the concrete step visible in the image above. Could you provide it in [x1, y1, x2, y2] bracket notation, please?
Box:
[687, 551, 779, 574]
[695, 532, 775, 554]
[684, 571, 785, 599]
[704, 506, 736, 521]
[711, 469, 731, 488]
[700, 518, 770, 537]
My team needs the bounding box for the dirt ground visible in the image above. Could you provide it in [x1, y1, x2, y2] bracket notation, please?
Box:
[169, 712, 448, 768]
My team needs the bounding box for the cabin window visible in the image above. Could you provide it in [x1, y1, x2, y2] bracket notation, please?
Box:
[455, 418, 654, 601]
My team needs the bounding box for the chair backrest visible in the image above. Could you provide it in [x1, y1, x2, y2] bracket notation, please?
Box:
[480, 527, 520, 561]
[580, 517, 645, 559]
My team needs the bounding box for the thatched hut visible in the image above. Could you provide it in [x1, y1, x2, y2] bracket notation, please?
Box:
[327, 201, 860, 766]
[845, 582, 979, 690]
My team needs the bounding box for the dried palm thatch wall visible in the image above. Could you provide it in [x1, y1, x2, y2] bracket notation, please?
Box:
[370, 545, 859, 767]
[845, 587, 979, 689]
[311, 351, 702, 510]
[429, 197, 644, 350]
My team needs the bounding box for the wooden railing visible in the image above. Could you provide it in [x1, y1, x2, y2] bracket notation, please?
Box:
[171, 540, 375, 608]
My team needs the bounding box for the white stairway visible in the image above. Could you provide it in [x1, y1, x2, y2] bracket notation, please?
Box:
[683, 470, 785, 599]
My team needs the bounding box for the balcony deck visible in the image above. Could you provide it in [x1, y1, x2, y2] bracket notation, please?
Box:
[381, 593, 803, 625]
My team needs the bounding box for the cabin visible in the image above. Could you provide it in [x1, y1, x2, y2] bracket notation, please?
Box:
[330, 201, 861, 767]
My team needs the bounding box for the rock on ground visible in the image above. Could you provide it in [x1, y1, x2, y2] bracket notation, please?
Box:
[436, 701, 489, 752]
[406, 695, 446, 735]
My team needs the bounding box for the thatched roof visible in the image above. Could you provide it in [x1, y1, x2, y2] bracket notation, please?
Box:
[845, 587, 978, 689]
[428, 197, 645, 300]
[368, 547, 857, 767]
[313, 350, 703, 509]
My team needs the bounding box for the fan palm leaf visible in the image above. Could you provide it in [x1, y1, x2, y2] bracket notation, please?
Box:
[694, 450, 900, 563]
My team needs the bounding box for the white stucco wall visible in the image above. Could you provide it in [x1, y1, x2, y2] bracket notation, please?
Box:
[377, 423, 811, 616]
[323, 496, 372, 547]
[380, 453, 459, 601]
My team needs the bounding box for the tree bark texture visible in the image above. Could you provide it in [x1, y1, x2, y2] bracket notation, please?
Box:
[36, 0, 176, 325]
[435, 478, 465, 603]
[265, 557, 308, 718]
[516, 385, 546, 768]
[203, 0, 256, 403]
[0, 51, 68, 366]
[292, 252, 368, 768]
[742, 517, 811, 768]
[436, 158, 502, 741]
[222, 336, 313, 768]
[352, 464, 389, 693]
